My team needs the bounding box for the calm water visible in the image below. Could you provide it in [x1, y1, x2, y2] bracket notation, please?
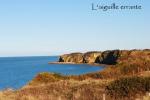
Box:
[0, 56, 103, 90]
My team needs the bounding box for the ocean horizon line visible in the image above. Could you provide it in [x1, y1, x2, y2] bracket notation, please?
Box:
[0, 55, 59, 58]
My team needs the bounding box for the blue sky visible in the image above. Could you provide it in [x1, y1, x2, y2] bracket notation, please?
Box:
[0, 0, 150, 57]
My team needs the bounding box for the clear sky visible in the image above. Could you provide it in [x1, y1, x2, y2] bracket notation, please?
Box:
[0, 0, 150, 57]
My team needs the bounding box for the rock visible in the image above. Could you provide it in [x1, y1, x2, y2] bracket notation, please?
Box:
[59, 53, 84, 63]
[83, 51, 101, 63]
[58, 49, 150, 65]
[96, 50, 120, 64]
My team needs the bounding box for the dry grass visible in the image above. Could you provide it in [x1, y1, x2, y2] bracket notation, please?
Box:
[0, 73, 149, 100]
[0, 79, 112, 100]
[106, 76, 150, 99]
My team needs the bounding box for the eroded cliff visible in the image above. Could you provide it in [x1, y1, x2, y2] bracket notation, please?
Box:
[58, 49, 150, 65]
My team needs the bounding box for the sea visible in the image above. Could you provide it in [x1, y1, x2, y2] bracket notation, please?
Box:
[0, 56, 103, 90]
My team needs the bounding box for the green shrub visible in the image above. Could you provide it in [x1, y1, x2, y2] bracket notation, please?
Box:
[106, 76, 150, 98]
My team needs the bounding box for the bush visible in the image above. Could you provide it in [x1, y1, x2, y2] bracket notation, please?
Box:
[106, 76, 150, 98]
[31, 72, 67, 84]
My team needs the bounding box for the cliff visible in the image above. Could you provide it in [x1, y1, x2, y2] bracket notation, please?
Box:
[59, 52, 102, 64]
[59, 53, 84, 63]
[83, 51, 101, 63]
[59, 49, 150, 65]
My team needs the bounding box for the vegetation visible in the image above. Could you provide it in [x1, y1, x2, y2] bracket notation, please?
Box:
[0, 79, 111, 100]
[29, 72, 67, 85]
[0, 73, 149, 100]
[106, 76, 150, 99]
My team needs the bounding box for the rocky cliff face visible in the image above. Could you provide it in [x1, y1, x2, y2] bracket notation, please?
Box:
[58, 49, 150, 65]
[83, 52, 101, 63]
[95, 50, 120, 64]
[59, 53, 84, 63]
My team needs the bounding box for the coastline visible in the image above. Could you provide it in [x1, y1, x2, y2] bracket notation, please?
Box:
[0, 49, 150, 99]
[48, 62, 109, 67]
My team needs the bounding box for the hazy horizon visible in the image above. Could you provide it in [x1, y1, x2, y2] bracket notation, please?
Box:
[0, 0, 150, 57]
[0, 48, 149, 57]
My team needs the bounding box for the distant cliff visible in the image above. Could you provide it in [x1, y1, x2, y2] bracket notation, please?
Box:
[58, 49, 150, 65]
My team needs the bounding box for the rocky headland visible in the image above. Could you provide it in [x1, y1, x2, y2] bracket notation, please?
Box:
[57, 49, 150, 65]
